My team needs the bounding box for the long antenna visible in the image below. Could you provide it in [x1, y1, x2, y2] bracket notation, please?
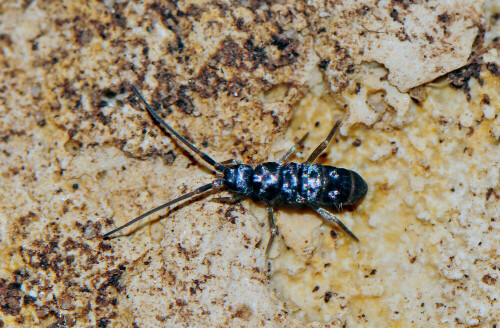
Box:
[132, 85, 225, 172]
[104, 180, 222, 237]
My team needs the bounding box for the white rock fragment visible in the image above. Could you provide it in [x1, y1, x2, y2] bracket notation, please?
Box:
[362, 1, 483, 92]
[482, 104, 495, 120]
[441, 267, 464, 280]
[459, 110, 474, 127]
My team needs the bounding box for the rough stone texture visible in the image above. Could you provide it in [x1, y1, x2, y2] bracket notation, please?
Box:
[361, 0, 484, 92]
[0, 0, 498, 327]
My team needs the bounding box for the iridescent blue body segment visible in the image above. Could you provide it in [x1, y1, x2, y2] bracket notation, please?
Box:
[223, 164, 253, 195]
[252, 162, 281, 200]
[301, 164, 323, 203]
[280, 162, 301, 203]
[223, 162, 367, 207]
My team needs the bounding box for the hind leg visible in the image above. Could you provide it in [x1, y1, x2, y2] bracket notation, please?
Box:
[310, 205, 359, 242]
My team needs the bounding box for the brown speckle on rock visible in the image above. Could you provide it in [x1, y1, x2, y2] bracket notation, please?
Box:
[99, 269, 123, 292]
[156, 315, 168, 322]
[59, 295, 74, 310]
[482, 274, 496, 285]
[390, 9, 400, 22]
[330, 230, 337, 239]
[175, 298, 187, 307]
[35, 305, 50, 319]
[0, 281, 22, 316]
[97, 317, 110, 328]
[486, 63, 499, 76]
[481, 94, 490, 105]
[438, 12, 451, 23]
[232, 304, 252, 320]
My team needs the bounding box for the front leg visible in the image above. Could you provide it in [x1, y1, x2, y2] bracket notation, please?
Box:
[266, 206, 279, 256]
[220, 159, 241, 167]
[211, 194, 244, 204]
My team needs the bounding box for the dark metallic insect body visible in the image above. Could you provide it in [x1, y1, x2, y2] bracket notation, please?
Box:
[104, 86, 368, 255]
[225, 162, 366, 207]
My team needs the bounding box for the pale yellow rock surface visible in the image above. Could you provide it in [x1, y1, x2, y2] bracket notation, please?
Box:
[0, 1, 498, 327]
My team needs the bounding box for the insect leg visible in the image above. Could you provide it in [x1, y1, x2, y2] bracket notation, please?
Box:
[310, 205, 359, 242]
[266, 206, 279, 256]
[211, 194, 244, 204]
[278, 132, 309, 164]
[305, 120, 341, 164]
[219, 159, 241, 167]
[103, 179, 224, 238]
[132, 85, 225, 172]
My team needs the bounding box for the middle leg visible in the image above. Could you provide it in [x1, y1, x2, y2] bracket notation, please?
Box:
[305, 120, 341, 164]
[266, 206, 279, 256]
[278, 132, 309, 164]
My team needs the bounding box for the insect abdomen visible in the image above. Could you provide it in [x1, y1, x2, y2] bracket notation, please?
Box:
[224, 162, 367, 206]
[279, 163, 367, 206]
[252, 162, 347, 205]
[279, 163, 319, 204]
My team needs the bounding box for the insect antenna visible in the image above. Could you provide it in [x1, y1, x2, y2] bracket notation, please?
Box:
[132, 85, 225, 173]
[103, 179, 223, 238]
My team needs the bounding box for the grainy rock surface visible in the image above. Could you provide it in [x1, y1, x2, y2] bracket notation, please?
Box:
[0, 0, 498, 327]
